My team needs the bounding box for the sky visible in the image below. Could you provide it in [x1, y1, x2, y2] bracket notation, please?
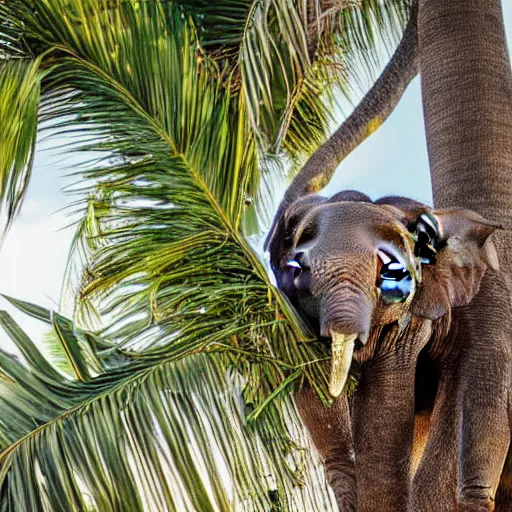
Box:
[1, 4, 511, 351]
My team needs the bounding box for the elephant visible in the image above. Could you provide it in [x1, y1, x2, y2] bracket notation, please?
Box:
[265, 190, 508, 511]
[264, 0, 512, 507]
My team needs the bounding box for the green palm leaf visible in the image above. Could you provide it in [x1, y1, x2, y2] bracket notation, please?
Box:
[0, 0, 330, 385]
[176, 0, 412, 154]
[0, 2, 337, 508]
[174, 0, 340, 156]
[0, 0, 412, 234]
[0, 59, 43, 239]
[0, 299, 336, 511]
[0, 0, 414, 508]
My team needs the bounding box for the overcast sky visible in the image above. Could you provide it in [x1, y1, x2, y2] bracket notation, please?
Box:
[1, 5, 511, 351]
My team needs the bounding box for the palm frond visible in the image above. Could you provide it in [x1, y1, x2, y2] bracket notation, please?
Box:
[0, 0, 336, 396]
[339, 0, 412, 90]
[0, 5, 342, 507]
[237, 0, 342, 155]
[235, 0, 412, 157]
[172, 0, 336, 149]
[0, 58, 42, 239]
[171, 0, 414, 199]
[0, 0, 415, 233]
[0, 0, 259, 228]
[0, 299, 336, 511]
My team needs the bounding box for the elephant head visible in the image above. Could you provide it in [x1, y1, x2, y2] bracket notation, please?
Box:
[266, 191, 499, 397]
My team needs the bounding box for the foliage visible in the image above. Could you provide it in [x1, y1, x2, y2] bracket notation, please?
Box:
[0, 59, 43, 238]
[0, 0, 411, 509]
[0, 297, 336, 510]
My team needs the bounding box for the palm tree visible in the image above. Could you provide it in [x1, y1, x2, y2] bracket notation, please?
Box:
[263, 0, 512, 509]
[0, 0, 413, 510]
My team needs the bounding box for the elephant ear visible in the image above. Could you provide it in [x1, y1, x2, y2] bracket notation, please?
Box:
[410, 209, 501, 320]
[265, 189, 370, 270]
[265, 194, 326, 271]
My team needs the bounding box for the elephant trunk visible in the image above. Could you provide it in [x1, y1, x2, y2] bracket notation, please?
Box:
[321, 285, 374, 343]
[321, 286, 375, 397]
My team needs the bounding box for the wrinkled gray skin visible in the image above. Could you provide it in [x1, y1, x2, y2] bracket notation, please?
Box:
[267, 191, 503, 511]
[266, 0, 512, 508]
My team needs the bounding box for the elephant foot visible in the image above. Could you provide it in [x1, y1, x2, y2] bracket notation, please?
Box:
[326, 465, 357, 512]
[458, 496, 495, 512]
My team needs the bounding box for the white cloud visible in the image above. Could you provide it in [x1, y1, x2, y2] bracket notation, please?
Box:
[0, 204, 73, 352]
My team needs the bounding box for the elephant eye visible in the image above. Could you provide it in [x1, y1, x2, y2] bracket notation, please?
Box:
[377, 250, 413, 304]
[280, 257, 311, 297]
[411, 213, 439, 264]
[286, 259, 302, 277]
[277, 260, 302, 299]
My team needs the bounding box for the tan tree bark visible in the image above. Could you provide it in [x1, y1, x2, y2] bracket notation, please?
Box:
[417, 1, 512, 510]
[419, 0, 512, 226]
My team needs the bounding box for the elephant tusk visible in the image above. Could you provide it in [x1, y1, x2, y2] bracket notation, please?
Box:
[329, 332, 357, 398]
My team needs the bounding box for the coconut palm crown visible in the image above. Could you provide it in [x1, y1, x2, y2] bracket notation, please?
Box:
[0, 0, 413, 510]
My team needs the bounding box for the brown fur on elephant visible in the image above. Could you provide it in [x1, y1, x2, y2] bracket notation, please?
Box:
[267, 192, 503, 511]
[265, 0, 512, 508]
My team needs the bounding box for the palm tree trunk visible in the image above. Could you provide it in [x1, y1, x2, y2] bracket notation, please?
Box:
[418, 0, 512, 226]
[418, 3, 512, 509]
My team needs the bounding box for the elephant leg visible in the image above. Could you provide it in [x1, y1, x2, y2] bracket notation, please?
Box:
[294, 387, 357, 511]
[411, 365, 459, 512]
[457, 354, 510, 511]
[457, 385, 509, 511]
[495, 428, 512, 512]
[352, 319, 431, 512]
[454, 280, 511, 512]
